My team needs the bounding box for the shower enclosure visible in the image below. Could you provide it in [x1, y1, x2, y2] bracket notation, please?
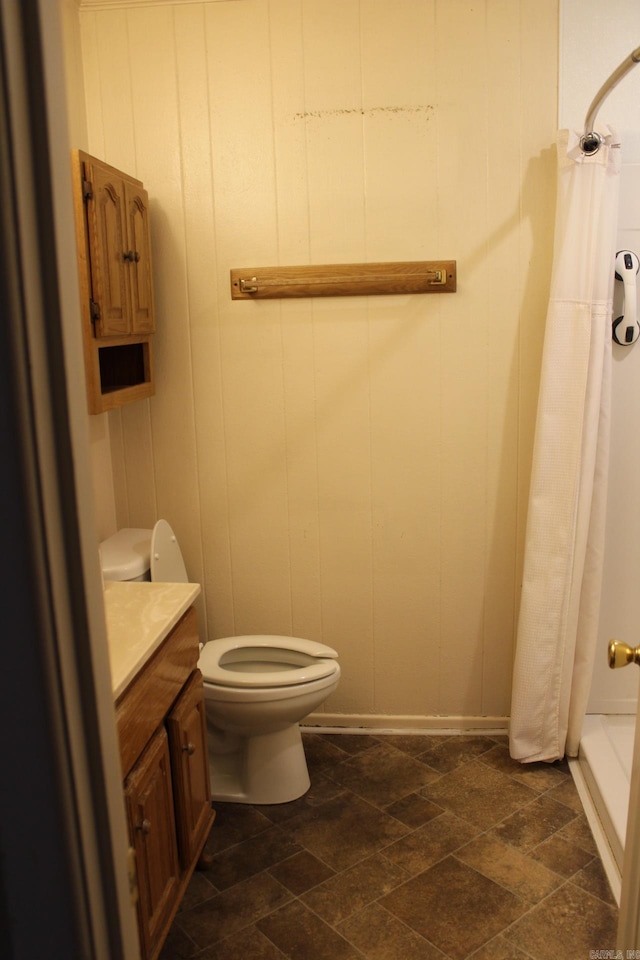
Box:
[509, 33, 640, 908]
[569, 43, 640, 905]
[568, 16, 640, 937]
[576, 312, 640, 900]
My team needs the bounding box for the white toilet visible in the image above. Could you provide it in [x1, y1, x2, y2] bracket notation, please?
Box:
[100, 520, 340, 805]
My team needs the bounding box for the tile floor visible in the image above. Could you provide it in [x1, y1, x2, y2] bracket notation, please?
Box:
[160, 732, 618, 960]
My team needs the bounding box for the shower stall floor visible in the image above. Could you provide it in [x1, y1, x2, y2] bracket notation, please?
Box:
[574, 713, 635, 900]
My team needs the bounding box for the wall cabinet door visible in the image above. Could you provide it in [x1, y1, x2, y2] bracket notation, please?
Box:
[84, 157, 155, 338]
[124, 728, 180, 960]
[85, 161, 130, 337]
[125, 181, 155, 335]
[167, 670, 214, 870]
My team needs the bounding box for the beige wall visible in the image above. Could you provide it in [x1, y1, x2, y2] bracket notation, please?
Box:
[60, 0, 118, 543]
[77, 0, 558, 724]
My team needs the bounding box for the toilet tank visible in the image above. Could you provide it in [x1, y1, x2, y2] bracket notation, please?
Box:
[99, 528, 152, 582]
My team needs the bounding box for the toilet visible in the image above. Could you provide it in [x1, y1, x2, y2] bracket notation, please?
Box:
[100, 520, 340, 805]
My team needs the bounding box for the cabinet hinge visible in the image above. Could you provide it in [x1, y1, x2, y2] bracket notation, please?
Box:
[89, 298, 101, 322]
[82, 178, 93, 201]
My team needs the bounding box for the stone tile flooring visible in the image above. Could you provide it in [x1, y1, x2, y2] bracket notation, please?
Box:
[160, 732, 618, 960]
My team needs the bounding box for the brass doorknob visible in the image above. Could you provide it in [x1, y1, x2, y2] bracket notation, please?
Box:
[608, 639, 640, 669]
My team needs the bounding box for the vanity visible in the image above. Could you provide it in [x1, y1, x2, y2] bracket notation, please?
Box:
[104, 582, 215, 960]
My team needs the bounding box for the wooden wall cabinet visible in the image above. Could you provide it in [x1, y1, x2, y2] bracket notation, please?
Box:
[72, 150, 156, 414]
[116, 608, 215, 960]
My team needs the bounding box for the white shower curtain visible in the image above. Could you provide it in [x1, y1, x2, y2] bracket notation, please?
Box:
[509, 128, 622, 763]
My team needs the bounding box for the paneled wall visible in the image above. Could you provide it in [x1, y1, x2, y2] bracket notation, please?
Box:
[78, 0, 558, 724]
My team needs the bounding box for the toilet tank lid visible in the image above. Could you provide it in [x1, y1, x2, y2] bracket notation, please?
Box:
[99, 528, 152, 581]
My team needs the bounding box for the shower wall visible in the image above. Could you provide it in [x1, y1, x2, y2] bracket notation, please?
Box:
[560, 0, 640, 715]
[76, 0, 558, 724]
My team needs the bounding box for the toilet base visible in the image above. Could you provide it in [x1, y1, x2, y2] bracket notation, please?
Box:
[208, 722, 311, 804]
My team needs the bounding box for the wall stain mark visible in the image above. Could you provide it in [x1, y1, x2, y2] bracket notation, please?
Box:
[291, 104, 434, 122]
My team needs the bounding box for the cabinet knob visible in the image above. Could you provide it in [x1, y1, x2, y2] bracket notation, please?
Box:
[182, 742, 196, 756]
[136, 818, 152, 835]
[123, 250, 141, 262]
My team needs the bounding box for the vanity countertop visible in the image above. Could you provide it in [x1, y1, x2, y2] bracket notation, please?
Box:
[104, 580, 201, 699]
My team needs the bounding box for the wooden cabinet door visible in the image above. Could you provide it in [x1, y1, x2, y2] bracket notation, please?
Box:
[125, 181, 155, 334]
[125, 728, 180, 960]
[85, 162, 130, 337]
[167, 670, 214, 869]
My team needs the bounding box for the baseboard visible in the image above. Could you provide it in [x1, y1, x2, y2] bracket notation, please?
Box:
[302, 712, 509, 736]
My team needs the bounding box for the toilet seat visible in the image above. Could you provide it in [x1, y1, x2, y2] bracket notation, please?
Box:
[199, 635, 339, 688]
[150, 519, 189, 582]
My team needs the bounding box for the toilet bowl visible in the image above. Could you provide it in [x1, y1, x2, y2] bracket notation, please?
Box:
[100, 521, 340, 804]
[199, 635, 339, 804]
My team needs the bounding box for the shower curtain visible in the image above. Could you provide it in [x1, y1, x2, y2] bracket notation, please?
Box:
[509, 127, 622, 763]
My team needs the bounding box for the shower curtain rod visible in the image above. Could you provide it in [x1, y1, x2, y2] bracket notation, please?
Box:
[580, 45, 640, 154]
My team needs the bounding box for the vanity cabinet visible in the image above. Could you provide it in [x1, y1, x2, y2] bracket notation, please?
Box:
[72, 150, 155, 414]
[167, 672, 214, 870]
[116, 606, 214, 960]
[125, 729, 180, 957]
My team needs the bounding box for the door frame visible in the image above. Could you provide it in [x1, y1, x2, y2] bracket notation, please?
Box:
[0, 1, 139, 956]
[618, 691, 640, 949]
